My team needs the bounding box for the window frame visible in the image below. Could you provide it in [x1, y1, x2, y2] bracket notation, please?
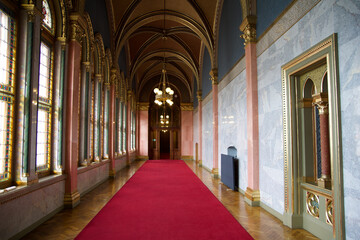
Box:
[0, 7, 16, 189]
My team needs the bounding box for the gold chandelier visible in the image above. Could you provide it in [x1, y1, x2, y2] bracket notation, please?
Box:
[153, 0, 174, 106]
[160, 110, 170, 132]
[154, 63, 174, 106]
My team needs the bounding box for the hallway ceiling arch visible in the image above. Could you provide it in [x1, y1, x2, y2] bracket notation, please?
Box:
[84, 0, 254, 103]
[105, 0, 223, 103]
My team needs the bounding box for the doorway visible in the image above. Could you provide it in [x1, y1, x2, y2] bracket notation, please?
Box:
[281, 35, 343, 239]
[160, 130, 170, 159]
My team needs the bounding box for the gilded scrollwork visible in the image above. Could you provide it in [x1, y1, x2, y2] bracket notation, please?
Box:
[210, 69, 218, 85]
[239, 16, 257, 45]
[326, 199, 333, 226]
[70, 22, 84, 42]
[306, 192, 320, 218]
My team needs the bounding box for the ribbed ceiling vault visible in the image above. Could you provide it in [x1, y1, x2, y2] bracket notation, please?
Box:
[79, 0, 254, 103]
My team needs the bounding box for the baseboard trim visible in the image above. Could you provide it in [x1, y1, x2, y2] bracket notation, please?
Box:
[181, 155, 194, 160]
[260, 201, 284, 222]
[9, 205, 64, 240]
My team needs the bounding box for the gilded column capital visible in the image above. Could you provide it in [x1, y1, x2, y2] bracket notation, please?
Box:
[210, 69, 218, 85]
[22, 4, 41, 23]
[138, 102, 150, 111]
[312, 93, 329, 114]
[69, 22, 84, 43]
[83, 61, 91, 72]
[240, 15, 257, 45]
[196, 90, 202, 102]
[180, 103, 194, 111]
[110, 68, 117, 86]
[127, 90, 133, 100]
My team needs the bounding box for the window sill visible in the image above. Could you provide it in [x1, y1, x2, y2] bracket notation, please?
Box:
[77, 159, 110, 174]
[300, 182, 332, 198]
[0, 174, 66, 205]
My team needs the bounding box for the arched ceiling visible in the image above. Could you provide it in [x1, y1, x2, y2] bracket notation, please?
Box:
[105, 0, 224, 103]
[87, 0, 255, 103]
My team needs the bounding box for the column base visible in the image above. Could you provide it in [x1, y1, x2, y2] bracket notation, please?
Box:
[27, 175, 39, 186]
[211, 168, 219, 179]
[136, 155, 149, 160]
[198, 160, 202, 167]
[317, 177, 331, 189]
[109, 169, 116, 178]
[245, 187, 260, 206]
[64, 191, 80, 208]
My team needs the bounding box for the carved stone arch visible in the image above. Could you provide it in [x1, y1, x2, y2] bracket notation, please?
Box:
[104, 49, 112, 85]
[197, 39, 206, 92]
[240, 0, 256, 19]
[83, 13, 95, 62]
[303, 78, 316, 99]
[50, 0, 68, 38]
[321, 71, 328, 93]
[212, 0, 224, 69]
[115, 11, 214, 67]
[94, 33, 106, 76]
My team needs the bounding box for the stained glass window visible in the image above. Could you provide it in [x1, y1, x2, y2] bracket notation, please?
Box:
[36, 42, 53, 172]
[39, 43, 52, 103]
[118, 101, 122, 153]
[103, 89, 109, 157]
[36, 107, 51, 171]
[123, 104, 126, 153]
[90, 81, 94, 160]
[0, 9, 15, 183]
[42, 0, 53, 33]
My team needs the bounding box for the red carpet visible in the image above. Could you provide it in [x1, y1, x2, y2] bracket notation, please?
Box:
[76, 160, 253, 240]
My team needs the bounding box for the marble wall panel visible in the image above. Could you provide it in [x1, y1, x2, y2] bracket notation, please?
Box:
[0, 181, 65, 240]
[193, 110, 199, 159]
[257, 1, 360, 237]
[218, 71, 248, 192]
[202, 99, 213, 170]
[78, 163, 110, 195]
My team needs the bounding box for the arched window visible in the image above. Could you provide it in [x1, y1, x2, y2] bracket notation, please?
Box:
[102, 59, 110, 159]
[0, 9, 16, 187]
[42, 0, 53, 34]
[36, 0, 55, 176]
[122, 100, 127, 153]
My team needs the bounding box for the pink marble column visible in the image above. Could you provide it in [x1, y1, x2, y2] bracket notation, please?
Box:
[138, 103, 149, 159]
[126, 91, 132, 165]
[197, 91, 203, 166]
[180, 104, 194, 159]
[313, 96, 331, 188]
[210, 69, 219, 178]
[63, 22, 82, 208]
[240, 16, 260, 206]
[109, 68, 116, 176]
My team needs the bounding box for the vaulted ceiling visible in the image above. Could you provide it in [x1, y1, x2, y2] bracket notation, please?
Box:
[96, 0, 254, 103]
[104, 0, 224, 103]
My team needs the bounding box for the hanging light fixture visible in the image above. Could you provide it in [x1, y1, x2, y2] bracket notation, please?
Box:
[153, 64, 174, 106]
[153, 0, 174, 106]
[159, 105, 170, 132]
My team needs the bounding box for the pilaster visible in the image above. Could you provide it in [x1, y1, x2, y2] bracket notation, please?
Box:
[109, 68, 117, 177]
[210, 69, 219, 178]
[63, 15, 84, 208]
[240, 16, 260, 206]
[313, 93, 331, 189]
[14, 6, 31, 185]
[197, 91, 203, 166]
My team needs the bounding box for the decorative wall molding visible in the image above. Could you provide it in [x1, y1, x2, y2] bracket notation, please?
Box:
[256, 0, 321, 57]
